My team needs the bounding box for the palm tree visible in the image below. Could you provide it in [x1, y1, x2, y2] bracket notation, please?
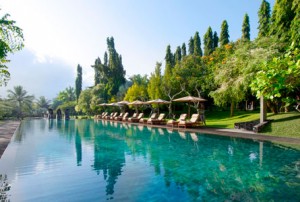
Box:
[36, 96, 51, 116]
[7, 85, 34, 119]
[57, 86, 76, 102]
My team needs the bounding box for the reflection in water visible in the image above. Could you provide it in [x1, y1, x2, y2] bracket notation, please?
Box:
[75, 129, 82, 166]
[1, 119, 300, 201]
[48, 119, 53, 130]
[0, 174, 10, 201]
[93, 132, 125, 198]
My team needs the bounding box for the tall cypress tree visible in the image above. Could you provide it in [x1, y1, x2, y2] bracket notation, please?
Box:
[213, 31, 219, 50]
[165, 45, 174, 67]
[203, 27, 214, 56]
[181, 43, 187, 57]
[103, 51, 108, 66]
[258, 0, 271, 38]
[174, 46, 182, 63]
[270, 0, 294, 41]
[291, 0, 300, 46]
[106, 37, 126, 96]
[220, 20, 230, 46]
[194, 31, 203, 56]
[91, 57, 101, 86]
[242, 13, 251, 41]
[188, 37, 194, 55]
[75, 64, 82, 101]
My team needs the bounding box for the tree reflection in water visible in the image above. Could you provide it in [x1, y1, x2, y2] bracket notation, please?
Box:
[0, 174, 10, 201]
[54, 119, 300, 201]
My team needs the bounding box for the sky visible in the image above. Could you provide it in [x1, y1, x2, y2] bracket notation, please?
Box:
[0, 0, 275, 100]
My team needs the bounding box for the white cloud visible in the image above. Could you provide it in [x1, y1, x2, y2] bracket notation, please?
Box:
[0, 49, 76, 100]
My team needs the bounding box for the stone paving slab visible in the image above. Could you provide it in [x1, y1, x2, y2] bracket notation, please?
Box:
[0, 121, 21, 158]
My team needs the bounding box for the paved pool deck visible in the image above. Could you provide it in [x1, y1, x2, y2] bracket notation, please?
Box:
[0, 120, 300, 159]
[0, 121, 21, 158]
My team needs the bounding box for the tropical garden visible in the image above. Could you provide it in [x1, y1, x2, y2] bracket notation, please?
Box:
[0, 0, 299, 136]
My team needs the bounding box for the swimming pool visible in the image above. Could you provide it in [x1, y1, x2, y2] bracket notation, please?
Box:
[0, 119, 299, 201]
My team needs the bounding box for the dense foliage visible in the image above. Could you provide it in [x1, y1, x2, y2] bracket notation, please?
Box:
[1, 0, 299, 121]
[57, 0, 300, 118]
[0, 11, 24, 86]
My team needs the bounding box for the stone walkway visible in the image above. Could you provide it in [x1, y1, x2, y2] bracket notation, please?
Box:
[0, 121, 21, 158]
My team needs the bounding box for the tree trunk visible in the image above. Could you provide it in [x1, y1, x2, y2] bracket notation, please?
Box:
[168, 103, 173, 119]
[230, 102, 234, 117]
[260, 96, 267, 123]
[266, 100, 278, 114]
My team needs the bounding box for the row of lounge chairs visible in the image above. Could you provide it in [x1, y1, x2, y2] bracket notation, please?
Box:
[95, 112, 203, 128]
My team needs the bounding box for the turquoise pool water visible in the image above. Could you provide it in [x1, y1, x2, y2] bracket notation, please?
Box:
[0, 119, 299, 201]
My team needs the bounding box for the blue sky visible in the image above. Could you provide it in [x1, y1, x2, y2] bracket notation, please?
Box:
[0, 0, 275, 99]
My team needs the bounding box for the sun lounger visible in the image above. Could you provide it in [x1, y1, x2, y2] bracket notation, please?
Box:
[102, 112, 108, 119]
[129, 113, 144, 123]
[97, 112, 107, 119]
[114, 112, 123, 121]
[148, 113, 166, 125]
[106, 112, 117, 120]
[140, 113, 157, 124]
[109, 112, 118, 120]
[120, 112, 129, 121]
[115, 112, 125, 121]
[178, 114, 201, 128]
[166, 113, 187, 127]
[125, 113, 138, 122]
[103, 112, 113, 120]
[95, 112, 105, 119]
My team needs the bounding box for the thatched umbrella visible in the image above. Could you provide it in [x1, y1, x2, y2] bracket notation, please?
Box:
[173, 96, 207, 117]
[146, 99, 170, 114]
[117, 101, 130, 112]
[117, 101, 130, 105]
[173, 95, 207, 103]
[128, 100, 145, 113]
[106, 103, 118, 106]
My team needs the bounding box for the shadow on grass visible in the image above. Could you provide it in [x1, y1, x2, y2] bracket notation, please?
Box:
[261, 123, 272, 133]
[262, 113, 300, 133]
[271, 114, 300, 123]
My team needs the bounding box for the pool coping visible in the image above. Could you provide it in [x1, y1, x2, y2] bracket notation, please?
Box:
[0, 121, 21, 159]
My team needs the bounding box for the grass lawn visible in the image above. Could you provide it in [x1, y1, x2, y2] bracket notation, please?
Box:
[261, 112, 300, 138]
[205, 110, 300, 138]
[205, 110, 260, 128]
